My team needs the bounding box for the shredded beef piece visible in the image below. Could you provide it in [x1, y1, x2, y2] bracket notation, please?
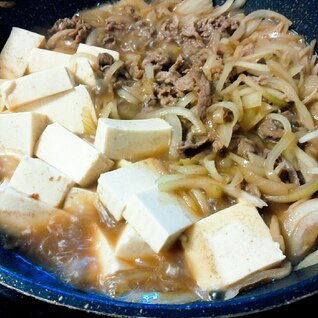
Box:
[135, 20, 156, 41]
[154, 83, 183, 106]
[98, 53, 114, 72]
[156, 71, 181, 84]
[257, 118, 284, 141]
[276, 157, 300, 186]
[126, 61, 144, 80]
[181, 37, 205, 61]
[175, 69, 211, 118]
[178, 133, 209, 150]
[158, 16, 180, 42]
[49, 16, 93, 44]
[237, 138, 256, 159]
[281, 110, 307, 134]
[142, 48, 171, 71]
[196, 14, 239, 40]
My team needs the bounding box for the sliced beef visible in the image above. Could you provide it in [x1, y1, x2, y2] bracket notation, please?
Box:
[142, 48, 171, 71]
[276, 157, 300, 186]
[196, 14, 239, 41]
[158, 16, 180, 42]
[175, 69, 211, 118]
[154, 83, 183, 107]
[257, 118, 284, 141]
[178, 132, 209, 150]
[237, 138, 256, 159]
[98, 53, 114, 72]
[49, 16, 93, 44]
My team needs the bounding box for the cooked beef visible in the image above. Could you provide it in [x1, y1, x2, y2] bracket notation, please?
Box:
[276, 157, 300, 186]
[142, 48, 171, 71]
[237, 138, 256, 159]
[196, 14, 239, 41]
[257, 118, 284, 141]
[98, 53, 114, 72]
[158, 16, 180, 42]
[178, 132, 210, 150]
[175, 69, 211, 118]
[49, 16, 93, 44]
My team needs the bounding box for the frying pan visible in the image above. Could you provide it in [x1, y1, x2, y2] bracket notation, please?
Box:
[0, 0, 318, 316]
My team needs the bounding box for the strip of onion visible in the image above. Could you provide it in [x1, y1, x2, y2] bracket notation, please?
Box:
[268, 113, 292, 132]
[202, 157, 229, 183]
[306, 167, 318, 175]
[282, 199, 318, 236]
[139, 107, 206, 133]
[242, 91, 262, 109]
[174, 0, 212, 15]
[238, 86, 255, 96]
[104, 60, 124, 85]
[231, 89, 243, 121]
[110, 99, 120, 119]
[179, 190, 202, 217]
[175, 92, 197, 108]
[269, 215, 286, 252]
[265, 131, 296, 181]
[216, 62, 234, 92]
[247, 153, 265, 168]
[81, 107, 97, 135]
[117, 88, 140, 104]
[295, 146, 318, 182]
[266, 181, 318, 203]
[237, 190, 268, 208]
[190, 189, 211, 216]
[207, 0, 234, 19]
[144, 63, 154, 81]
[267, 78, 314, 129]
[224, 261, 291, 300]
[289, 65, 303, 77]
[157, 174, 223, 199]
[234, 61, 270, 73]
[286, 209, 318, 260]
[164, 114, 182, 159]
[47, 29, 74, 49]
[100, 101, 113, 118]
[295, 250, 318, 271]
[267, 60, 298, 94]
[230, 153, 265, 176]
[171, 164, 208, 175]
[243, 169, 295, 196]
[299, 130, 318, 144]
[221, 74, 246, 95]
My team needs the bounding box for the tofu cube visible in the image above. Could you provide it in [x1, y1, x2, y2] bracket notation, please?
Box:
[115, 224, 154, 260]
[0, 27, 46, 79]
[64, 187, 97, 214]
[71, 58, 96, 87]
[0, 187, 65, 234]
[94, 226, 133, 277]
[77, 43, 119, 61]
[9, 157, 75, 207]
[35, 123, 113, 186]
[28, 48, 71, 73]
[19, 85, 97, 134]
[123, 186, 195, 253]
[97, 159, 160, 221]
[182, 203, 286, 292]
[0, 112, 47, 156]
[1, 66, 75, 110]
[95, 118, 172, 160]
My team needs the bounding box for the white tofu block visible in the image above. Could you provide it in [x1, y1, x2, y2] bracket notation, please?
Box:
[77, 43, 119, 61]
[95, 118, 172, 160]
[64, 187, 97, 213]
[1, 66, 75, 110]
[72, 58, 96, 87]
[28, 48, 71, 73]
[0, 112, 47, 156]
[0, 187, 65, 234]
[97, 159, 160, 221]
[123, 186, 195, 253]
[0, 27, 46, 79]
[19, 85, 96, 134]
[182, 203, 286, 292]
[94, 226, 133, 277]
[35, 123, 113, 186]
[115, 224, 154, 260]
[9, 157, 75, 207]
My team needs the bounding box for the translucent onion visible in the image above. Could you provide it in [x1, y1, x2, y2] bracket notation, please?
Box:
[264, 131, 296, 181]
[216, 62, 234, 92]
[117, 88, 140, 104]
[175, 92, 197, 108]
[104, 60, 124, 85]
[295, 250, 318, 271]
[299, 130, 318, 144]
[202, 157, 229, 183]
[164, 114, 183, 159]
[157, 174, 223, 199]
[47, 29, 74, 49]
[175, 0, 212, 15]
[190, 189, 212, 216]
[139, 107, 206, 134]
[144, 63, 154, 81]
[295, 146, 318, 182]
[269, 215, 286, 252]
[266, 181, 318, 203]
[171, 165, 208, 175]
[81, 107, 97, 135]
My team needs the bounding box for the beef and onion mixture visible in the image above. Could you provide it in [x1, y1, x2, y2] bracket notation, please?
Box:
[0, 0, 318, 304]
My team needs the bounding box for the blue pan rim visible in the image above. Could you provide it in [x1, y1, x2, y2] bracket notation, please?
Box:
[0, 261, 318, 317]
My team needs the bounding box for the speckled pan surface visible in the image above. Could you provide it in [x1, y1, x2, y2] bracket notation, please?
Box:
[0, 0, 318, 317]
